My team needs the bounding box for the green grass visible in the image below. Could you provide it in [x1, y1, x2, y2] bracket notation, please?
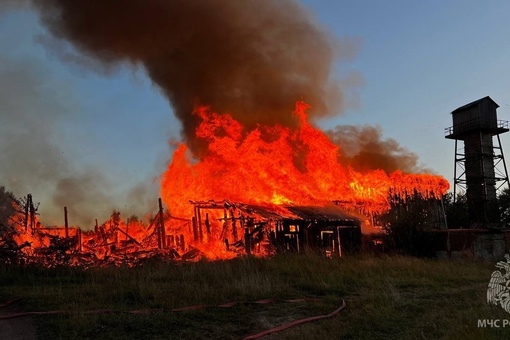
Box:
[1, 254, 510, 339]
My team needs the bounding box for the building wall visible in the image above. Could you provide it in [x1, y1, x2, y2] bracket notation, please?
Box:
[473, 232, 505, 260]
[452, 99, 498, 132]
[432, 230, 505, 260]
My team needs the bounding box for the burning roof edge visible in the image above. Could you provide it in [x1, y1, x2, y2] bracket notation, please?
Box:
[190, 200, 360, 223]
[284, 205, 360, 222]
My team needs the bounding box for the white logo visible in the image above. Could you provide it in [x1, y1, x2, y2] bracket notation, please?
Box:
[487, 254, 510, 313]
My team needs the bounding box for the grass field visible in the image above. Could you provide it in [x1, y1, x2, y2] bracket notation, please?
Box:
[1, 254, 510, 339]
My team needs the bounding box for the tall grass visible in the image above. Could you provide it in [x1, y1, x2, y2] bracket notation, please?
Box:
[1, 254, 508, 339]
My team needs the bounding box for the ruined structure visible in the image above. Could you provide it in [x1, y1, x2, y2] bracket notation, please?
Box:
[189, 200, 361, 257]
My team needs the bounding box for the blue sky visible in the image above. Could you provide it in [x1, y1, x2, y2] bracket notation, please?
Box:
[1, 1, 510, 226]
[307, 0, 510, 177]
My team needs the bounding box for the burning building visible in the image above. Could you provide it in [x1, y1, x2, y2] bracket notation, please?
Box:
[1, 101, 450, 265]
[0, 1, 452, 265]
[154, 102, 449, 260]
[188, 200, 361, 258]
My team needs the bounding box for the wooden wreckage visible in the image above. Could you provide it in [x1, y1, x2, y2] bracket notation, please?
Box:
[1, 195, 362, 267]
[183, 200, 361, 258]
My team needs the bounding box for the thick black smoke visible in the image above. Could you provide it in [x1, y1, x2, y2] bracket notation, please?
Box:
[31, 0, 360, 154]
[1, 1, 422, 226]
[326, 125, 428, 174]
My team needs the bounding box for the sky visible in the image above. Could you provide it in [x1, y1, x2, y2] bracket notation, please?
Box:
[1, 0, 510, 227]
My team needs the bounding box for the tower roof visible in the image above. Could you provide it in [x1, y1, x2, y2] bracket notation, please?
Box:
[451, 96, 499, 114]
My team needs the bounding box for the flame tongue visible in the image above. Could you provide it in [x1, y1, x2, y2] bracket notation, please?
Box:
[161, 102, 450, 218]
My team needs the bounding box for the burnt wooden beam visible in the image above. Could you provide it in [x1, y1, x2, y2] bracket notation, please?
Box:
[115, 226, 143, 247]
[231, 209, 238, 241]
[24, 200, 29, 229]
[192, 216, 199, 241]
[29, 195, 36, 232]
[159, 198, 166, 249]
[180, 234, 185, 251]
[64, 206, 69, 238]
[156, 210, 162, 249]
[205, 213, 211, 235]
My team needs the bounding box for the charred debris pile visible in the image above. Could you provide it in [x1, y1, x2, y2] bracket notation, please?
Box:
[0, 192, 372, 267]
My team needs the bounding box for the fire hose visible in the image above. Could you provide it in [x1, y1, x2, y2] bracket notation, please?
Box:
[242, 299, 346, 339]
[1, 297, 346, 338]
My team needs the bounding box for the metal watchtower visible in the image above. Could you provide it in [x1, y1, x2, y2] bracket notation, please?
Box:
[445, 96, 509, 225]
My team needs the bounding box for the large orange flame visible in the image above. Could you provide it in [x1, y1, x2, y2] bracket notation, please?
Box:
[161, 102, 449, 217]
[4, 102, 449, 265]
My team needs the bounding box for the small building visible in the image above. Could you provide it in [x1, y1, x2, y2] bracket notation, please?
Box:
[189, 200, 362, 257]
[270, 205, 362, 256]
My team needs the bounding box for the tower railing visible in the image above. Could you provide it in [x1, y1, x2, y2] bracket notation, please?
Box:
[445, 118, 508, 137]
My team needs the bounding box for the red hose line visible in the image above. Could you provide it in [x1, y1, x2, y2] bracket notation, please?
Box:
[1, 298, 346, 338]
[243, 299, 346, 340]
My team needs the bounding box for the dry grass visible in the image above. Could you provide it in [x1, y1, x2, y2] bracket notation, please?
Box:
[1, 254, 509, 339]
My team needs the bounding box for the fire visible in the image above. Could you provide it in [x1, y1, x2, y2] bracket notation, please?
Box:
[158, 101, 449, 258]
[2, 102, 449, 265]
[161, 101, 449, 217]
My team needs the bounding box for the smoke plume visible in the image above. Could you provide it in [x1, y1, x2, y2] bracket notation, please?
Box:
[0, 52, 157, 228]
[0, 0, 29, 11]
[31, 0, 360, 155]
[326, 125, 427, 174]
[0, 54, 96, 226]
[0, 1, 432, 226]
